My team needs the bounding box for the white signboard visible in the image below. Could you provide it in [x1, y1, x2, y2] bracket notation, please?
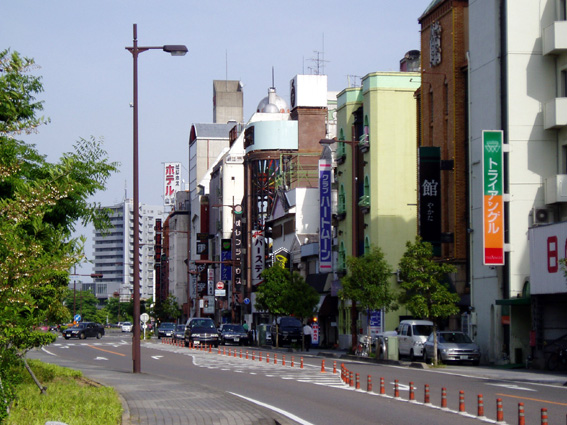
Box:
[164, 162, 182, 206]
[529, 222, 567, 294]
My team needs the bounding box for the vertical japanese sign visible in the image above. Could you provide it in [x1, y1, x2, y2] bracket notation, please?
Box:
[482, 130, 505, 265]
[418, 147, 441, 255]
[221, 239, 232, 281]
[252, 229, 264, 286]
[164, 162, 181, 206]
[233, 214, 243, 293]
[319, 155, 333, 272]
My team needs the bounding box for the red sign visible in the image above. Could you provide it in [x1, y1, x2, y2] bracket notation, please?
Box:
[216, 281, 224, 290]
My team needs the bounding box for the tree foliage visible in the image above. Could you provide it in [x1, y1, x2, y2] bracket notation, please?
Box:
[340, 246, 397, 313]
[398, 236, 460, 365]
[0, 50, 119, 418]
[150, 295, 180, 324]
[340, 246, 397, 351]
[255, 262, 319, 320]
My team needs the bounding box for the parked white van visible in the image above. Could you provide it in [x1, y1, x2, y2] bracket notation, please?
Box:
[397, 320, 434, 361]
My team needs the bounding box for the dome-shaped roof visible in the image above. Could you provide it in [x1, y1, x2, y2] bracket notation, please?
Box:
[256, 87, 289, 113]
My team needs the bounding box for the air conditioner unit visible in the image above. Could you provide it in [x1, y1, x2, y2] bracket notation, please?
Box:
[533, 208, 553, 225]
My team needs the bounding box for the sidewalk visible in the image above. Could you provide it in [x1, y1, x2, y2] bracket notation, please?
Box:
[29, 348, 301, 425]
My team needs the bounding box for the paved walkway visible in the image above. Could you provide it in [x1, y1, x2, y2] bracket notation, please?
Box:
[29, 347, 301, 425]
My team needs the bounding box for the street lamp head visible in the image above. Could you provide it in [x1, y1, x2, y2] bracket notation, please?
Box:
[163, 45, 188, 56]
[319, 138, 337, 146]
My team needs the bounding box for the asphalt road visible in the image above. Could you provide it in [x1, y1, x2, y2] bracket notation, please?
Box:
[34, 332, 567, 425]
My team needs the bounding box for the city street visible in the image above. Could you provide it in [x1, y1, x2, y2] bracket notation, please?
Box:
[29, 332, 567, 425]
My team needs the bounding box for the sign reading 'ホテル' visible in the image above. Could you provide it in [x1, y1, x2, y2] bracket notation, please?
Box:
[482, 130, 505, 265]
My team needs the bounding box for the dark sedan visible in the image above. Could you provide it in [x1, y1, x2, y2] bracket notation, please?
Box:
[219, 324, 249, 345]
[157, 322, 176, 339]
[63, 322, 104, 340]
[184, 318, 219, 347]
[172, 324, 186, 341]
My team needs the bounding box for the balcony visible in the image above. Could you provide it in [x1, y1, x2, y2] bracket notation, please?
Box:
[543, 21, 567, 55]
[545, 174, 567, 204]
[358, 133, 369, 153]
[544, 97, 567, 129]
[358, 195, 370, 214]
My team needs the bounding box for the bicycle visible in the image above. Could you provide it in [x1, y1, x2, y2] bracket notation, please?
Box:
[546, 346, 567, 371]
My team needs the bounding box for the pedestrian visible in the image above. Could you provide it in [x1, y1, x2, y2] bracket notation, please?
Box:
[243, 321, 249, 332]
[303, 322, 313, 351]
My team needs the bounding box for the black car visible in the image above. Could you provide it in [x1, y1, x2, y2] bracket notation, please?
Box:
[157, 322, 176, 339]
[172, 324, 186, 341]
[184, 318, 219, 347]
[63, 322, 105, 340]
[219, 324, 249, 346]
[271, 317, 302, 346]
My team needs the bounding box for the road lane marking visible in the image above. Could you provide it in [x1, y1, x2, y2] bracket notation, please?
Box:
[86, 345, 126, 356]
[487, 383, 535, 392]
[94, 357, 108, 361]
[151, 355, 163, 360]
[496, 393, 567, 406]
[230, 392, 316, 425]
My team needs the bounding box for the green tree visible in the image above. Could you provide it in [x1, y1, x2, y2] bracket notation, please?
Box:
[255, 260, 318, 348]
[0, 49, 118, 418]
[62, 289, 100, 323]
[150, 295, 181, 324]
[340, 246, 398, 351]
[398, 236, 460, 365]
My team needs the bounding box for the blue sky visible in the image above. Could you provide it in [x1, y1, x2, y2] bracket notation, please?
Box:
[3, 0, 430, 269]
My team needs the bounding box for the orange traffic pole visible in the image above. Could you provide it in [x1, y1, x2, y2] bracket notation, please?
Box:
[459, 390, 465, 412]
[477, 394, 484, 417]
[424, 384, 430, 404]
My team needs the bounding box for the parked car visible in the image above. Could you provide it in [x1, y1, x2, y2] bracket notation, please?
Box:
[157, 322, 176, 339]
[184, 318, 219, 347]
[63, 322, 105, 340]
[423, 331, 481, 365]
[219, 324, 249, 345]
[172, 324, 186, 341]
[121, 322, 133, 333]
[396, 319, 434, 360]
[271, 317, 302, 346]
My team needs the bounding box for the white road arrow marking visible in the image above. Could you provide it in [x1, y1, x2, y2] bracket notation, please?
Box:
[151, 355, 163, 360]
[94, 357, 108, 361]
[486, 383, 536, 392]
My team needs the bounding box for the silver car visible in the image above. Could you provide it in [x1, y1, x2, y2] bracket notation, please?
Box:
[423, 331, 480, 365]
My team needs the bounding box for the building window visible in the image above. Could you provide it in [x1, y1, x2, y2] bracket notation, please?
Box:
[338, 184, 346, 215]
[364, 236, 370, 255]
[562, 145, 567, 174]
[338, 241, 346, 273]
[561, 69, 567, 97]
[561, 0, 567, 20]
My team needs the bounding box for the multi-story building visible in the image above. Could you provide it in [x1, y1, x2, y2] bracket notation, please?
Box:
[92, 199, 166, 302]
[469, 0, 567, 366]
[335, 71, 421, 348]
[417, 0, 470, 331]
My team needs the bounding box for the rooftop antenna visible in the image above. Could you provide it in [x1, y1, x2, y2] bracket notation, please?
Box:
[271, 66, 275, 88]
[124, 180, 128, 200]
[225, 50, 228, 91]
[308, 34, 329, 75]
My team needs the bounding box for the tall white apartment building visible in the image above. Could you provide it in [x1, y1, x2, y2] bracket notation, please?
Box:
[469, 0, 567, 366]
[92, 199, 166, 301]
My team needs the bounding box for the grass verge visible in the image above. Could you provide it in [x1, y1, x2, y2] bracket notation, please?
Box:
[6, 360, 122, 425]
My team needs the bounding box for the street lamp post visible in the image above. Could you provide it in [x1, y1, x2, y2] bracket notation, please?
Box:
[126, 23, 187, 374]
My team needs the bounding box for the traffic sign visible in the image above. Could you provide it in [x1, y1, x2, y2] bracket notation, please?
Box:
[140, 313, 149, 323]
[244, 298, 250, 305]
[216, 281, 224, 290]
[74, 314, 81, 322]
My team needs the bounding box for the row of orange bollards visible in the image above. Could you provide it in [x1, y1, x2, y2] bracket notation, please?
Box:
[337, 361, 556, 424]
